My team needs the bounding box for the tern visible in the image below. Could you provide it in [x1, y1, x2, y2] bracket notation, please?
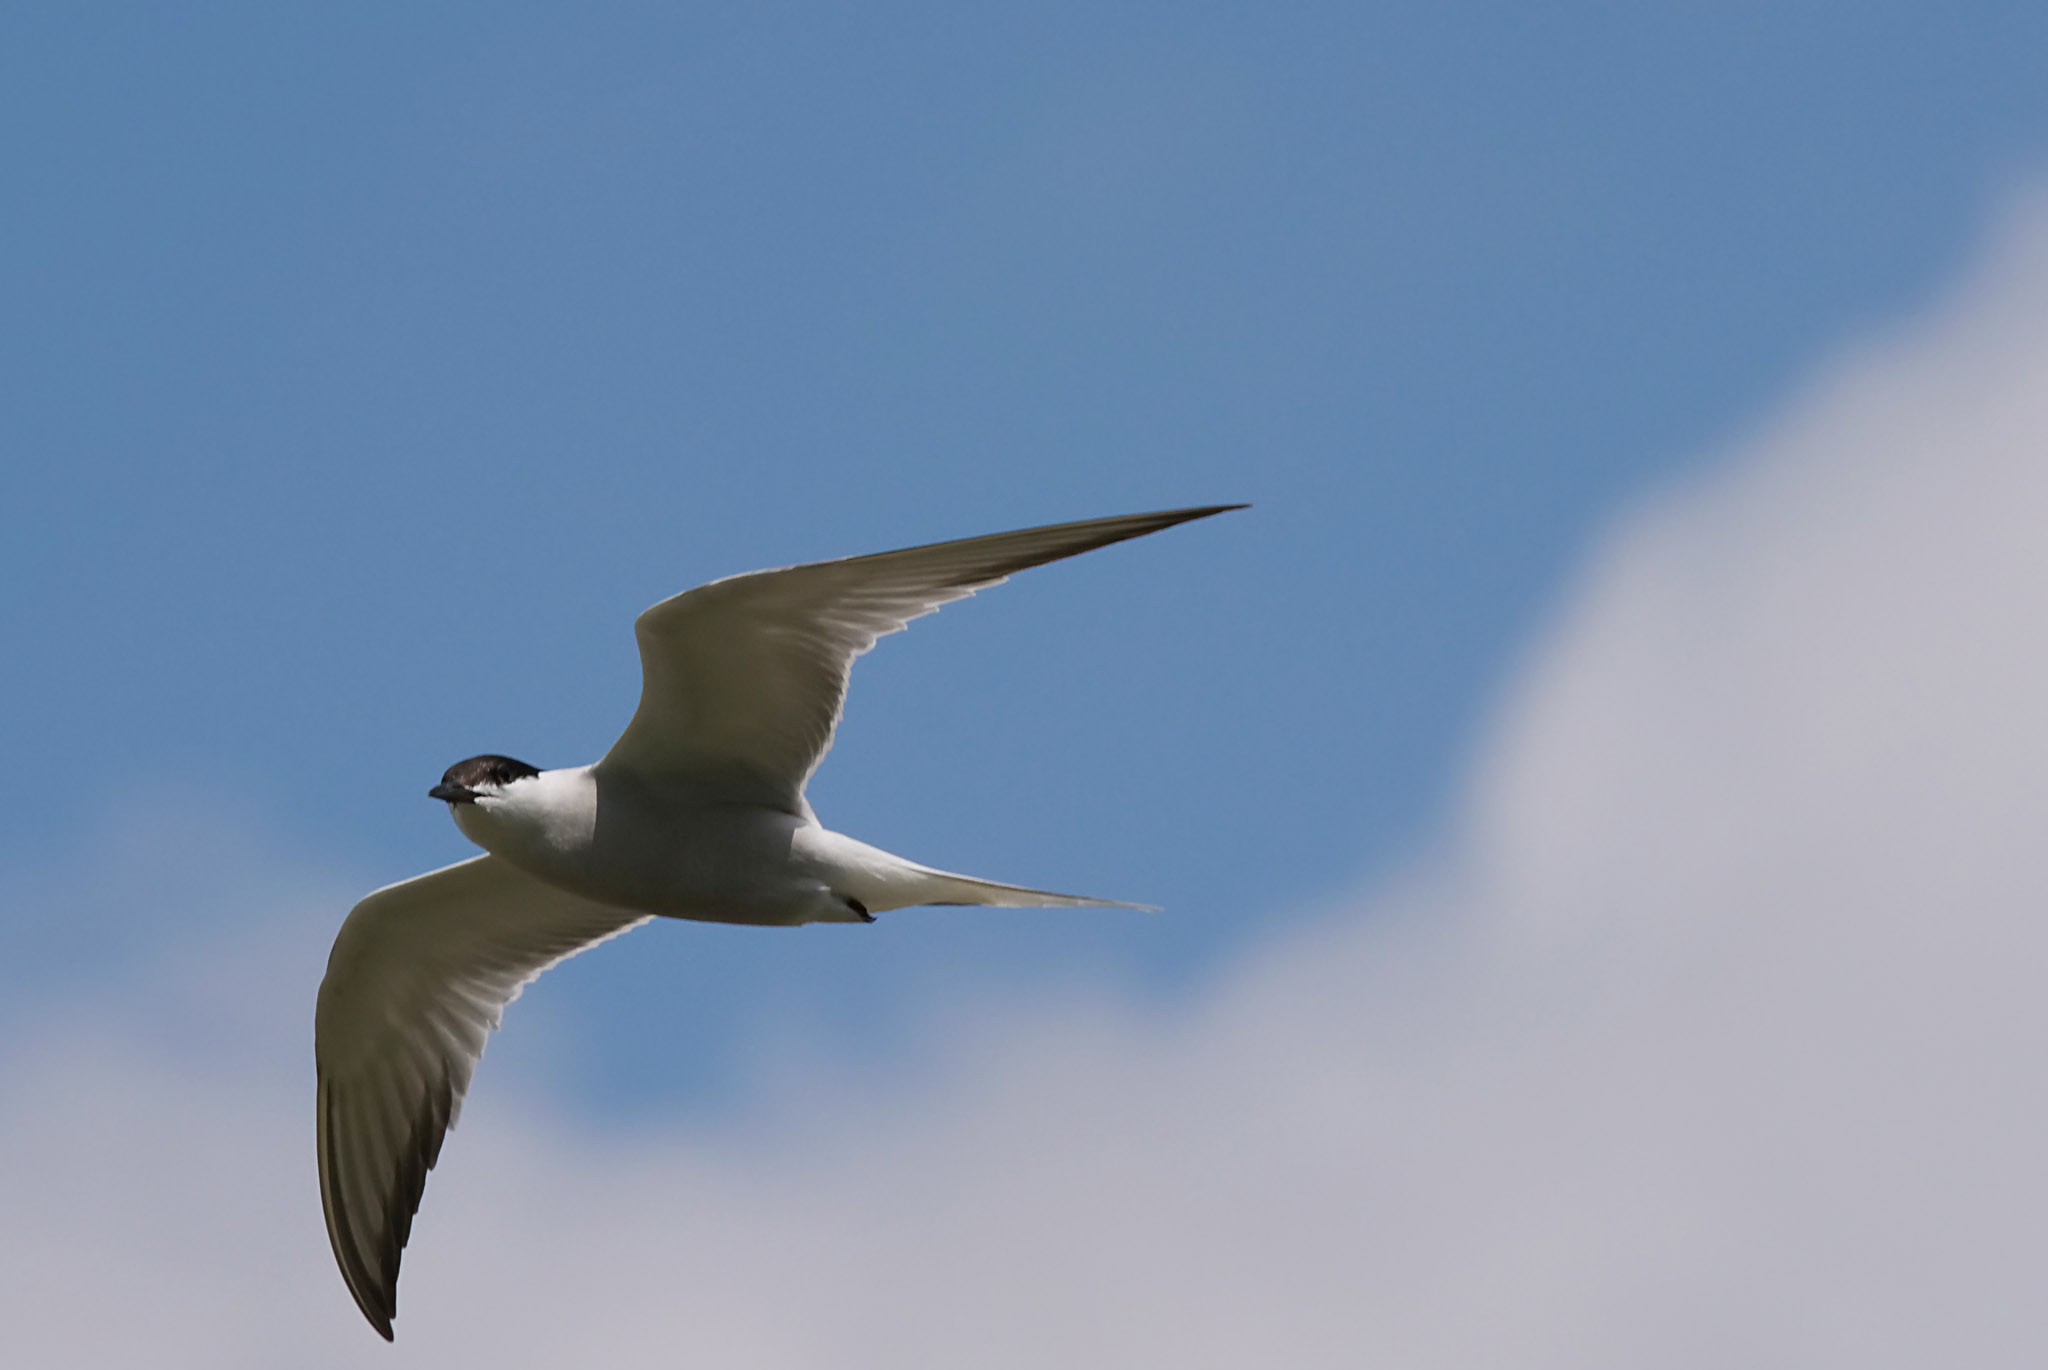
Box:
[314, 504, 1242, 1338]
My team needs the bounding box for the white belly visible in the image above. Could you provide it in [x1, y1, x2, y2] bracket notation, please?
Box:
[451, 766, 866, 925]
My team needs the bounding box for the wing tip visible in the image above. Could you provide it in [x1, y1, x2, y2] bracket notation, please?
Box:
[318, 1079, 393, 1340]
[1108, 502, 1248, 531]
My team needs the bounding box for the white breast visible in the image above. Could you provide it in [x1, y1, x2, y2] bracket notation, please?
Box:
[451, 767, 600, 887]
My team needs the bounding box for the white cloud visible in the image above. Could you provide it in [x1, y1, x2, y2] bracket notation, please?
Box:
[11, 201, 2048, 1366]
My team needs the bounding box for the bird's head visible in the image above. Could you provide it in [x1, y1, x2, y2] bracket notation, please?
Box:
[428, 754, 541, 806]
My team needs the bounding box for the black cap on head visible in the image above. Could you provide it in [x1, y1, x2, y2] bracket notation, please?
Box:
[429, 754, 540, 804]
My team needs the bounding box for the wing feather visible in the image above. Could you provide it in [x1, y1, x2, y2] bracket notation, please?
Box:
[602, 505, 1244, 810]
[314, 855, 649, 1340]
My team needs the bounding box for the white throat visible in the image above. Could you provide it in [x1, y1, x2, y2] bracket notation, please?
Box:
[450, 766, 599, 876]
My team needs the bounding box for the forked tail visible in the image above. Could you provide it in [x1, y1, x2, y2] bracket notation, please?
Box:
[798, 827, 1159, 913]
[908, 866, 1159, 911]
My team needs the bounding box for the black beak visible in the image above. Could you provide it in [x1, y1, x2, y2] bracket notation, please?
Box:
[428, 782, 480, 804]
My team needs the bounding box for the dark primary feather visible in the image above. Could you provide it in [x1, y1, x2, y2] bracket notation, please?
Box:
[314, 856, 648, 1340]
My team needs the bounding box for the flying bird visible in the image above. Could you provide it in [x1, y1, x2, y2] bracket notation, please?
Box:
[314, 504, 1243, 1338]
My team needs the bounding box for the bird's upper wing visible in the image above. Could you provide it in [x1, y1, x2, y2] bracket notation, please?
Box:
[314, 854, 649, 1341]
[600, 505, 1244, 812]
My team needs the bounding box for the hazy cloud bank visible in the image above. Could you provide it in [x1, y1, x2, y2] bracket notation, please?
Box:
[10, 204, 2048, 1366]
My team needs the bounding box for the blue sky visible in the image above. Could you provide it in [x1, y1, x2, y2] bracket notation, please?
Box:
[9, 6, 2048, 1361]
[5, 1, 2047, 1114]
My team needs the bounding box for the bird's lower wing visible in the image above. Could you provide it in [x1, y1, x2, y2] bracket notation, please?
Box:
[601, 505, 1245, 812]
[313, 854, 648, 1340]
